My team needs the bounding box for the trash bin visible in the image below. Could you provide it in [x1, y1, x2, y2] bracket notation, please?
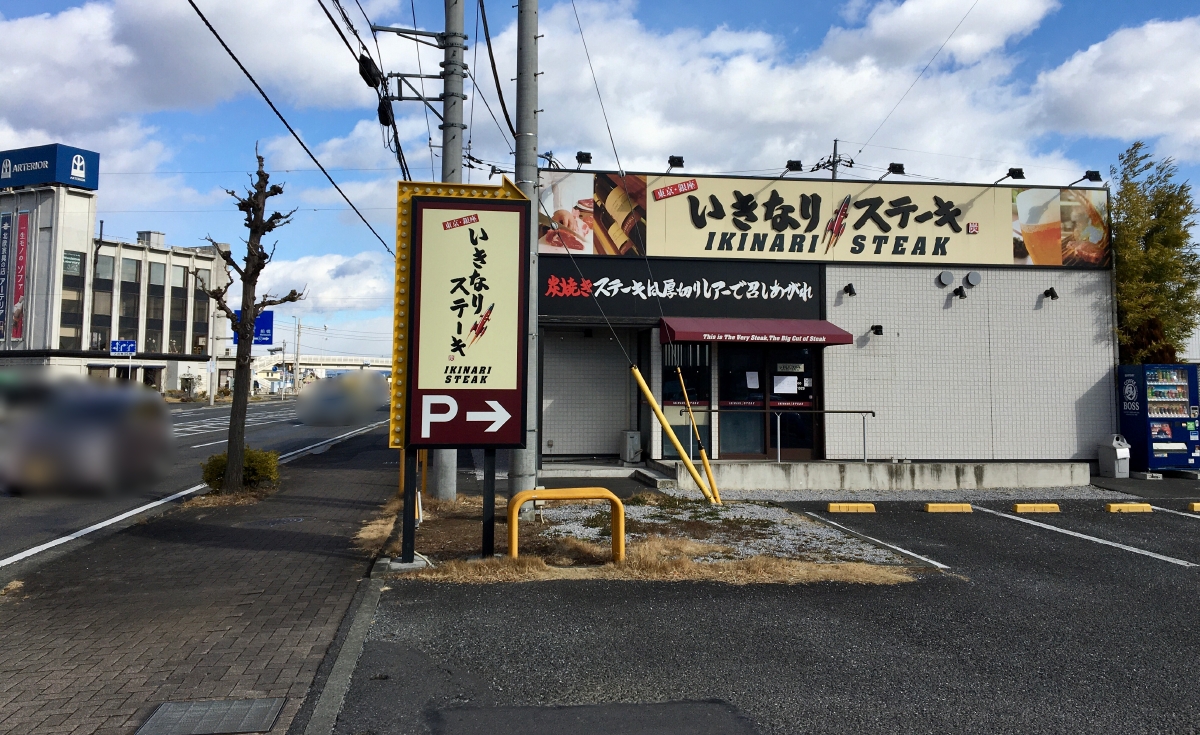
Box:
[1098, 434, 1131, 478]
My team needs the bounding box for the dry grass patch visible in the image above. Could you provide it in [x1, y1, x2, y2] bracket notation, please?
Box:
[355, 496, 402, 553]
[182, 486, 275, 508]
[1, 580, 24, 599]
[399, 534, 913, 585]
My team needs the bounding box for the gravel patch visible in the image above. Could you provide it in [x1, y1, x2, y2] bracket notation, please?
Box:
[534, 501, 906, 565]
[663, 484, 1139, 502]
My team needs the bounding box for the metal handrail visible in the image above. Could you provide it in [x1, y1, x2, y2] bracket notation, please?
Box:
[673, 407, 876, 463]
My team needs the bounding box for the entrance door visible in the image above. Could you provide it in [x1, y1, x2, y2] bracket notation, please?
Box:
[766, 348, 819, 461]
[717, 344, 821, 460]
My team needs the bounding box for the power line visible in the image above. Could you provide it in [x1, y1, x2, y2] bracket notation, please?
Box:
[479, 0, 517, 140]
[409, 0, 437, 179]
[185, 0, 394, 256]
[571, 0, 624, 178]
[856, 0, 982, 155]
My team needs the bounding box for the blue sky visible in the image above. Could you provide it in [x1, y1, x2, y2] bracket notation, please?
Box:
[2, 0, 1198, 355]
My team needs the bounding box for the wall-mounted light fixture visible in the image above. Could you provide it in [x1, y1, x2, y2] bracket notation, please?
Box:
[1044, 287, 1059, 300]
[576, 151, 592, 168]
[843, 283, 856, 297]
[994, 167, 1025, 184]
[871, 325, 884, 335]
[953, 286, 967, 299]
[667, 155, 684, 173]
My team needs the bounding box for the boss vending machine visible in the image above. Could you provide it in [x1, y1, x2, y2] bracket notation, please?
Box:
[1118, 364, 1200, 471]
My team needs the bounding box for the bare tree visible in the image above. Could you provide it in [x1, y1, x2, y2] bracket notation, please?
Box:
[198, 149, 303, 492]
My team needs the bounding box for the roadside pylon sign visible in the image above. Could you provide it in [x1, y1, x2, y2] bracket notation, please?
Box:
[390, 179, 530, 449]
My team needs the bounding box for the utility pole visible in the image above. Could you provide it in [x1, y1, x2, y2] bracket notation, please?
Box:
[294, 316, 301, 395]
[832, 139, 838, 181]
[429, 0, 467, 502]
[508, 0, 539, 499]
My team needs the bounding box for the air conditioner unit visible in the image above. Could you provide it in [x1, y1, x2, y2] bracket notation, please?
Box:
[620, 430, 642, 464]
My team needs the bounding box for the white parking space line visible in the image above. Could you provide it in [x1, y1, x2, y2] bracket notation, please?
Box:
[0, 484, 206, 569]
[804, 512, 950, 569]
[175, 417, 295, 438]
[973, 506, 1198, 567]
[190, 439, 229, 449]
[1, 422, 388, 569]
[1150, 506, 1200, 521]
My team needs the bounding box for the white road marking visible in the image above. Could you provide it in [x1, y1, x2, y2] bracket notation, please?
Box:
[804, 512, 950, 569]
[175, 417, 295, 438]
[190, 439, 229, 449]
[1, 422, 387, 569]
[0, 484, 206, 569]
[278, 421, 388, 463]
[973, 506, 1198, 567]
[1150, 505, 1200, 520]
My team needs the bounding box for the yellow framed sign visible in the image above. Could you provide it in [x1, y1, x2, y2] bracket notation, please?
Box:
[390, 179, 530, 449]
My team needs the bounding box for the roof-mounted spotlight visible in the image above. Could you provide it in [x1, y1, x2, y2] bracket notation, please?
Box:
[871, 325, 884, 336]
[785, 160, 804, 172]
[879, 162, 905, 180]
[843, 283, 856, 297]
[1068, 170, 1102, 186]
[575, 151, 592, 169]
[667, 155, 684, 173]
[994, 167, 1025, 185]
[1044, 287, 1059, 300]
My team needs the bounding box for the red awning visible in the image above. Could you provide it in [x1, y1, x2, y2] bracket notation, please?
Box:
[659, 317, 853, 345]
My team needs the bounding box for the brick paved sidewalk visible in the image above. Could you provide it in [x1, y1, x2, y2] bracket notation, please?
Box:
[0, 429, 397, 735]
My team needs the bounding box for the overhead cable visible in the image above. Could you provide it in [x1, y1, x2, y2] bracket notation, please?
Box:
[856, 0, 982, 155]
[185, 0, 394, 255]
[478, 0, 517, 140]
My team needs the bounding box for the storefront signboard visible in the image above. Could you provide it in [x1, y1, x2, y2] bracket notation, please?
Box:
[12, 212, 28, 340]
[391, 181, 530, 449]
[538, 171, 1110, 268]
[0, 213, 9, 341]
[539, 255, 821, 320]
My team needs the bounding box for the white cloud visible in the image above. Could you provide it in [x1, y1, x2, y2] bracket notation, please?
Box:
[822, 0, 1059, 66]
[1034, 17, 1200, 158]
[253, 251, 393, 315]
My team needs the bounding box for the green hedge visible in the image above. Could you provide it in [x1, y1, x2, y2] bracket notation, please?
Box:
[201, 447, 280, 492]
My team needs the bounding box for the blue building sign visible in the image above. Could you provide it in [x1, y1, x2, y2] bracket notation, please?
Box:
[0, 144, 100, 190]
[232, 309, 274, 345]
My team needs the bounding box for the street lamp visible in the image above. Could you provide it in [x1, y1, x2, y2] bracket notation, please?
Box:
[994, 167, 1025, 185]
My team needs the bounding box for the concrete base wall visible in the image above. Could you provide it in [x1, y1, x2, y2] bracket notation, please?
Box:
[656, 459, 1090, 492]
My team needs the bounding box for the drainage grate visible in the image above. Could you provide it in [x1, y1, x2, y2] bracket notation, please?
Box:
[136, 698, 285, 735]
[242, 517, 305, 527]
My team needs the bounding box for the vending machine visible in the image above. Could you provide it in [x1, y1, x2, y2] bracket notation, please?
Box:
[1117, 364, 1200, 471]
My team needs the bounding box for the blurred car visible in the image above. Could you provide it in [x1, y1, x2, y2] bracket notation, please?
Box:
[296, 371, 389, 426]
[0, 379, 173, 495]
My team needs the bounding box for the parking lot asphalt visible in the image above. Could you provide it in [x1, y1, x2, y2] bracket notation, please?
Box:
[332, 499, 1200, 735]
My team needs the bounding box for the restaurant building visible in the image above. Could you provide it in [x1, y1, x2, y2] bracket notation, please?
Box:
[536, 170, 1116, 463]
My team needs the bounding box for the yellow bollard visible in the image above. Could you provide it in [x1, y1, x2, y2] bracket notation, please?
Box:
[508, 487, 625, 562]
[631, 365, 715, 504]
[676, 367, 721, 504]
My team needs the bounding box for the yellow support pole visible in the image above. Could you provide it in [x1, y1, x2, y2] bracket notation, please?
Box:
[675, 367, 721, 504]
[631, 365, 715, 503]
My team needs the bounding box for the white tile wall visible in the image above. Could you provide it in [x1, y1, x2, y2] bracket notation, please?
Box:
[542, 328, 635, 455]
[824, 266, 1117, 460]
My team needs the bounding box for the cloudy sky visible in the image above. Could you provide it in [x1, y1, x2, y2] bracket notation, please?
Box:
[2, 0, 1197, 356]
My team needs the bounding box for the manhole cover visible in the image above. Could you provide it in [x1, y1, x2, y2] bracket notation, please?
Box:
[243, 517, 304, 527]
[136, 698, 284, 735]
